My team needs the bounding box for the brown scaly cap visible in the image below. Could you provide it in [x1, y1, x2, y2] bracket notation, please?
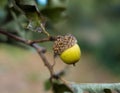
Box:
[53, 34, 77, 55]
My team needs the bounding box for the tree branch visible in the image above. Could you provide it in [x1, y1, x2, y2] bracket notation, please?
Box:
[0, 28, 54, 76]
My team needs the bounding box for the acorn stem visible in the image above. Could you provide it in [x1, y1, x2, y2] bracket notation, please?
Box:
[73, 63, 76, 66]
[40, 23, 50, 37]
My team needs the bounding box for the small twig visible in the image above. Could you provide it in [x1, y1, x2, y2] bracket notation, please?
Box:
[27, 36, 56, 44]
[40, 23, 50, 37]
[31, 43, 54, 76]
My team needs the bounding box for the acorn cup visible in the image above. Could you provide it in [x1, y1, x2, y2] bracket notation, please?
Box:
[53, 34, 81, 65]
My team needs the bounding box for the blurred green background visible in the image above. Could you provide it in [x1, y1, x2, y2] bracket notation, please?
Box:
[67, 0, 120, 74]
[0, 0, 120, 93]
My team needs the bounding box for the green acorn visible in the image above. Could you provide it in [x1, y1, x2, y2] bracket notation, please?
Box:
[53, 34, 81, 65]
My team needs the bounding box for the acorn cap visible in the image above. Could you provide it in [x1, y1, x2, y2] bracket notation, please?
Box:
[53, 34, 81, 64]
[53, 34, 77, 55]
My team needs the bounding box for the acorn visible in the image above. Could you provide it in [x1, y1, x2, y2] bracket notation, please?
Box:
[53, 34, 81, 65]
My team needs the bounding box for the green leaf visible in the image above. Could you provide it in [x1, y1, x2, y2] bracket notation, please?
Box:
[25, 10, 45, 32]
[15, 0, 37, 6]
[52, 82, 72, 93]
[0, 0, 8, 9]
[44, 80, 52, 91]
[11, 0, 46, 32]
[41, 7, 66, 22]
[104, 89, 112, 93]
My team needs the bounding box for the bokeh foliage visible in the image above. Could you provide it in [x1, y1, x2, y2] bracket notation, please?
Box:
[66, 0, 120, 74]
